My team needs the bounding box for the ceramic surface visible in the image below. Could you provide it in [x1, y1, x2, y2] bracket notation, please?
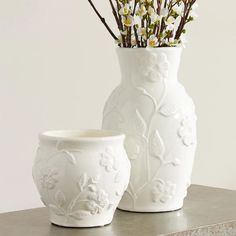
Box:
[32, 130, 131, 227]
[102, 48, 197, 212]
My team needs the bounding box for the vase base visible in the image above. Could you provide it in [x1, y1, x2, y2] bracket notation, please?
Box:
[49, 213, 113, 228]
[117, 202, 183, 213]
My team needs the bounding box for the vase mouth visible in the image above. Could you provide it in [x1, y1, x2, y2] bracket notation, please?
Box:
[116, 46, 182, 51]
[39, 129, 125, 142]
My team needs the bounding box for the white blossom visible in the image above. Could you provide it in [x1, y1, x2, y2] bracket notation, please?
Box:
[122, 15, 135, 27]
[137, 27, 147, 39]
[150, 13, 161, 23]
[172, 3, 184, 16]
[136, 4, 147, 17]
[165, 16, 175, 31]
[160, 8, 168, 17]
[148, 35, 158, 47]
[119, 3, 131, 16]
[148, 6, 155, 15]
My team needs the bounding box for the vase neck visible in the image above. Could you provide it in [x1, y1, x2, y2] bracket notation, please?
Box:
[116, 48, 182, 84]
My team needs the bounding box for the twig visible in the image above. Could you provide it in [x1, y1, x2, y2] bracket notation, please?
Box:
[109, 0, 126, 47]
[115, 0, 127, 47]
[175, 0, 196, 40]
[133, 26, 140, 47]
[88, 0, 118, 41]
[109, 0, 120, 29]
[132, 0, 138, 16]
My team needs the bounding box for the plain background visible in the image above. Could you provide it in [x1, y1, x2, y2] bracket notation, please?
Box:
[0, 0, 235, 213]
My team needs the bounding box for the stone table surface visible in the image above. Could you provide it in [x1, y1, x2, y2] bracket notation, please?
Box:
[1, 185, 236, 236]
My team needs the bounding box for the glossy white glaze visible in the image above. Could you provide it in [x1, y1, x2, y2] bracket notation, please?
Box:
[102, 48, 197, 212]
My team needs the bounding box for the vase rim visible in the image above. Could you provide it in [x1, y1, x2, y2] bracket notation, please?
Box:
[39, 129, 125, 142]
[116, 47, 182, 51]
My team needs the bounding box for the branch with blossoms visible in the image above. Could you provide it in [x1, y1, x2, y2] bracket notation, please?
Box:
[88, 0, 198, 48]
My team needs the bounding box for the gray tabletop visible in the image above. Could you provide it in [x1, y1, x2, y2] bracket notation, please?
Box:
[1, 185, 236, 236]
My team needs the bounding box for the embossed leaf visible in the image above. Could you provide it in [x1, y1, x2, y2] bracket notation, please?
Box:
[88, 184, 97, 192]
[77, 173, 88, 191]
[55, 190, 66, 207]
[48, 204, 64, 216]
[67, 195, 80, 213]
[69, 210, 91, 220]
[133, 110, 147, 135]
[172, 158, 181, 166]
[63, 150, 77, 165]
[150, 130, 165, 160]
[159, 104, 178, 117]
[107, 204, 113, 210]
[124, 137, 141, 160]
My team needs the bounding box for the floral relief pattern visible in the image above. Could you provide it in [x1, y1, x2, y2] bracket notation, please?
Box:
[47, 173, 111, 221]
[86, 187, 110, 215]
[39, 168, 58, 190]
[149, 129, 165, 161]
[151, 179, 176, 203]
[100, 147, 118, 172]
[159, 103, 179, 117]
[139, 52, 169, 82]
[178, 115, 197, 147]
[102, 50, 197, 209]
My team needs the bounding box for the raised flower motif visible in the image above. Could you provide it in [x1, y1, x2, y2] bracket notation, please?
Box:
[100, 147, 118, 172]
[39, 168, 58, 190]
[140, 52, 169, 82]
[47, 174, 110, 220]
[86, 186, 110, 215]
[178, 115, 197, 146]
[151, 179, 176, 203]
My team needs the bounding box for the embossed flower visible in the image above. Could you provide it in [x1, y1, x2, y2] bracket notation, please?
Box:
[140, 52, 169, 82]
[100, 147, 118, 172]
[151, 179, 176, 203]
[86, 185, 109, 215]
[39, 168, 58, 190]
[178, 115, 197, 146]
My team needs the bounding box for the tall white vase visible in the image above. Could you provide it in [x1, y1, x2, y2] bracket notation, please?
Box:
[102, 48, 197, 212]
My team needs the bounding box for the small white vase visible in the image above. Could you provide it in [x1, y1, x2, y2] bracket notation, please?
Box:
[32, 130, 130, 227]
[102, 48, 197, 212]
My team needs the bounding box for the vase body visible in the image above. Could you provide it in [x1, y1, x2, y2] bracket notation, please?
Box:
[102, 48, 197, 212]
[32, 130, 130, 227]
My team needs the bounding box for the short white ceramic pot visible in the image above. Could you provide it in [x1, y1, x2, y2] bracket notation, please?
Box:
[102, 48, 197, 212]
[32, 130, 130, 227]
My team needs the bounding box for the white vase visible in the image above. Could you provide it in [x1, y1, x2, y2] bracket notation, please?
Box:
[102, 48, 197, 212]
[32, 130, 130, 227]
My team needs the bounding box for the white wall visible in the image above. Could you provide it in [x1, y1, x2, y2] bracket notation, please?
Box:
[0, 0, 235, 213]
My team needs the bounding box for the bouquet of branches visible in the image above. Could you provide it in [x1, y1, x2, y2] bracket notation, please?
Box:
[88, 0, 198, 48]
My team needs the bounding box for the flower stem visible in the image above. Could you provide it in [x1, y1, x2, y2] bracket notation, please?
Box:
[175, 0, 196, 40]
